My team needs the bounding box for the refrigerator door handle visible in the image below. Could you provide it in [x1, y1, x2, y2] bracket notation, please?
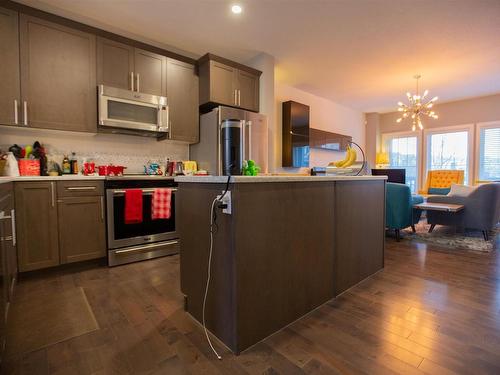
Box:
[246, 121, 252, 161]
[241, 120, 245, 165]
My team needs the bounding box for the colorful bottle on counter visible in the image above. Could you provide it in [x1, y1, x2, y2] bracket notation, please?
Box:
[70, 152, 78, 174]
[62, 155, 71, 174]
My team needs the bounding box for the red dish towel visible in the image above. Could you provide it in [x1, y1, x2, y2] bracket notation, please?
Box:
[124, 189, 143, 224]
[151, 188, 172, 220]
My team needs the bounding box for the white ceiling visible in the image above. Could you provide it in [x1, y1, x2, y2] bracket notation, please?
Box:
[18, 0, 500, 112]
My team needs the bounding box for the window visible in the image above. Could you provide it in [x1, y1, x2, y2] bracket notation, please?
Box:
[383, 134, 419, 192]
[478, 125, 500, 181]
[425, 127, 472, 184]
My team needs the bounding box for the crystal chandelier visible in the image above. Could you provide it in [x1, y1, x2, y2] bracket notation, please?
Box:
[397, 75, 438, 131]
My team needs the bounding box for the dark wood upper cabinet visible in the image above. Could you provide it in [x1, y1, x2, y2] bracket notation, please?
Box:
[96, 37, 134, 91]
[167, 58, 199, 143]
[57, 195, 105, 264]
[97, 38, 167, 96]
[15, 182, 59, 272]
[0, 7, 20, 126]
[134, 48, 167, 97]
[199, 53, 261, 112]
[19, 14, 97, 132]
[309, 128, 352, 151]
[282, 101, 310, 168]
[237, 69, 259, 112]
[205, 61, 237, 107]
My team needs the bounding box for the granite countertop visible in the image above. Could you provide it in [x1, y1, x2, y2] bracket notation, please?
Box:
[0, 175, 105, 184]
[175, 175, 388, 183]
[0, 174, 178, 184]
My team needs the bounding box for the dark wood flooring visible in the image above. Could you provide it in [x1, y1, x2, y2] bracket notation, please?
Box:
[2, 234, 500, 375]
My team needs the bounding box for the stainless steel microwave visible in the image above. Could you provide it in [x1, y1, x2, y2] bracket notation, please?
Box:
[98, 85, 169, 137]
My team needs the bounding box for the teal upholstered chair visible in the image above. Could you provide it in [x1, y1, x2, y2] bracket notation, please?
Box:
[386, 182, 424, 241]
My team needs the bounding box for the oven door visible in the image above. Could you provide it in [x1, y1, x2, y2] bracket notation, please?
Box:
[98, 85, 169, 133]
[106, 188, 178, 249]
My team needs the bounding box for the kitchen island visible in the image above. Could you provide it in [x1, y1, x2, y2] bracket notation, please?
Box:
[175, 175, 386, 354]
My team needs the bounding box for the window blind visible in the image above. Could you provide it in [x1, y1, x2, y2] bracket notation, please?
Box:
[479, 127, 500, 181]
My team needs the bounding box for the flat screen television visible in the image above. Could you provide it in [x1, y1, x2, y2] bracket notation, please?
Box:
[371, 168, 406, 184]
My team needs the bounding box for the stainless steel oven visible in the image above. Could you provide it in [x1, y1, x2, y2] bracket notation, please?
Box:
[105, 178, 179, 266]
[98, 85, 169, 137]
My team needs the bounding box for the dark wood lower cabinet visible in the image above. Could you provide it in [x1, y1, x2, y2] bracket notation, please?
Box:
[14, 181, 106, 272]
[57, 196, 106, 264]
[179, 179, 386, 354]
[334, 180, 385, 295]
[0, 182, 17, 356]
[15, 182, 59, 272]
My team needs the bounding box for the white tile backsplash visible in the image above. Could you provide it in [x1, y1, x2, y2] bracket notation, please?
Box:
[0, 126, 189, 174]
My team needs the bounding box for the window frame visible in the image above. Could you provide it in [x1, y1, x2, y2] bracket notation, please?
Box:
[423, 124, 474, 186]
[381, 130, 422, 192]
[475, 121, 500, 183]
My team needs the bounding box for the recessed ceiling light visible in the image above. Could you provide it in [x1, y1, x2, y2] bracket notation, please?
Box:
[231, 4, 242, 14]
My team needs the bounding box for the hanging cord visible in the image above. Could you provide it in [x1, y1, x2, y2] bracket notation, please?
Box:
[348, 141, 366, 176]
[202, 174, 231, 360]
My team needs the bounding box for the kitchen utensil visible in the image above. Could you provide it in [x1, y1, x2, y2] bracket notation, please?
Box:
[174, 161, 184, 176]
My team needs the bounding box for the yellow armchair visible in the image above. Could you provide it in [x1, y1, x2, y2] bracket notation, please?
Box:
[419, 170, 464, 195]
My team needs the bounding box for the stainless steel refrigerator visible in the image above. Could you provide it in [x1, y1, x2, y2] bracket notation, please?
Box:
[190, 106, 268, 175]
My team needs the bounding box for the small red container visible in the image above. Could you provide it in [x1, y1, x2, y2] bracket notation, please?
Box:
[18, 159, 40, 176]
[97, 165, 126, 176]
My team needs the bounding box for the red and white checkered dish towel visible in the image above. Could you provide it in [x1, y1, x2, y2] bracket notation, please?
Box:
[151, 188, 172, 220]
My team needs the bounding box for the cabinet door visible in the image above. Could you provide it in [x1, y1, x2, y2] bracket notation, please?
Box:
[97, 37, 134, 91]
[19, 15, 97, 132]
[0, 7, 20, 126]
[0, 212, 7, 349]
[134, 48, 167, 96]
[15, 182, 59, 272]
[237, 70, 259, 112]
[58, 196, 106, 264]
[210, 61, 237, 107]
[167, 59, 199, 143]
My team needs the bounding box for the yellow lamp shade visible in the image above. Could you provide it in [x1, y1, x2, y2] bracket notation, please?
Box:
[376, 152, 389, 165]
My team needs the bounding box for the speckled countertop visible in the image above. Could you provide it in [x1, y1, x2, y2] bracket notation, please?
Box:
[175, 175, 387, 183]
[0, 175, 105, 184]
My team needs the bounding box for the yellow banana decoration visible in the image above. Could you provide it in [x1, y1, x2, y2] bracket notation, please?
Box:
[342, 147, 357, 168]
[330, 145, 351, 167]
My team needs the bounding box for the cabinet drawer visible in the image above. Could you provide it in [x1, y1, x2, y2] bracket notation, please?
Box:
[57, 180, 103, 197]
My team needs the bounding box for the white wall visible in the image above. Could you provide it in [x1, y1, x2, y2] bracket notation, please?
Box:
[275, 82, 365, 173]
[246, 53, 276, 173]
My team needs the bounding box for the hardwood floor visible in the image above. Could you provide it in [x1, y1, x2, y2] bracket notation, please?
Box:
[2, 235, 500, 374]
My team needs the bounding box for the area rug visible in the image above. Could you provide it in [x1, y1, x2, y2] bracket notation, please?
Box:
[5, 287, 99, 358]
[401, 223, 499, 253]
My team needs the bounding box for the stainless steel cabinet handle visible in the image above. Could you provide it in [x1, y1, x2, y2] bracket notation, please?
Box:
[136, 73, 140, 92]
[10, 209, 16, 246]
[112, 188, 177, 195]
[100, 196, 104, 221]
[66, 186, 96, 191]
[234, 90, 237, 105]
[14, 99, 18, 125]
[238, 90, 241, 106]
[23, 101, 28, 126]
[130, 72, 134, 91]
[50, 182, 55, 208]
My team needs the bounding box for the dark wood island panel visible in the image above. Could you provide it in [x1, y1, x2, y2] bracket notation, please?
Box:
[177, 177, 385, 354]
